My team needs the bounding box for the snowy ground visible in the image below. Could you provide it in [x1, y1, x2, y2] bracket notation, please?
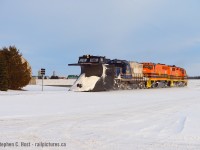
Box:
[0, 80, 200, 150]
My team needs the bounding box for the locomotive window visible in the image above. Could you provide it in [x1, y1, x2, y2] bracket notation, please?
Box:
[126, 65, 131, 74]
[143, 65, 153, 70]
[122, 67, 126, 74]
[79, 58, 87, 63]
[90, 58, 99, 62]
[100, 58, 104, 62]
[115, 67, 121, 76]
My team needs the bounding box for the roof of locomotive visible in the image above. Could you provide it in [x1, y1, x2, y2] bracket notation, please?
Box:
[68, 55, 110, 66]
[68, 55, 187, 72]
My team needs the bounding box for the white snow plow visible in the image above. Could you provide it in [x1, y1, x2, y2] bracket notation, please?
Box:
[68, 55, 115, 91]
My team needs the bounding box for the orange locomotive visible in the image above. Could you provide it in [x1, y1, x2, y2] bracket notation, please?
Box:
[142, 62, 187, 88]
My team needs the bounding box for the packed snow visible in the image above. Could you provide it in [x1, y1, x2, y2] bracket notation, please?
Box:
[0, 80, 200, 149]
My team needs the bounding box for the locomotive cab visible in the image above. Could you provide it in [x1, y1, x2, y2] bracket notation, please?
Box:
[108, 59, 132, 79]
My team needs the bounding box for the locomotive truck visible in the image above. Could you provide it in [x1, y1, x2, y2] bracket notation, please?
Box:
[68, 55, 187, 92]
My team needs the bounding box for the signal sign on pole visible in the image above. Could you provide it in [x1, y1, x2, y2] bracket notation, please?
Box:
[41, 68, 45, 75]
[41, 68, 45, 91]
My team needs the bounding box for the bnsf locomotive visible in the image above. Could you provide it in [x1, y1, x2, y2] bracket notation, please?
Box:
[68, 55, 187, 92]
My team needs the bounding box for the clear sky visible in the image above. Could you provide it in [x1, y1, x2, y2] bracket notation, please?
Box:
[1, 0, 200, 76]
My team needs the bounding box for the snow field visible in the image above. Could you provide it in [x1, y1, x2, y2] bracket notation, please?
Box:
[0, 80, 200, 149]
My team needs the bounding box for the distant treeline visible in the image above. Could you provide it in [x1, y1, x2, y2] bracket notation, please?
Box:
[188, 76, 200, 79]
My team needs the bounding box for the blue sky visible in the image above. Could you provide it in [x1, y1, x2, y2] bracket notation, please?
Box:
[0, 0, 200, 76]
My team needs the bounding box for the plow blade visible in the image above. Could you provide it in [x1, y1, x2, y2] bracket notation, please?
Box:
[69, 64, 114, 92]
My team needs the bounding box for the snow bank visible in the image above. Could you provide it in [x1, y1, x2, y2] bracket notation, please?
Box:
[36, 79, 76, 86]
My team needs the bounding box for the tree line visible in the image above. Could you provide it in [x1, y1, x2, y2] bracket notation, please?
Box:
[188, 76, 200, 79]
[0, 46, 31, 91]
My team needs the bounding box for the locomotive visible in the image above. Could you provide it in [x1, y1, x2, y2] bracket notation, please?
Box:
[68, 55, 187, 92]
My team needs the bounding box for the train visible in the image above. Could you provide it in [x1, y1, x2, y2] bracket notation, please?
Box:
[68, 55, 187, 92]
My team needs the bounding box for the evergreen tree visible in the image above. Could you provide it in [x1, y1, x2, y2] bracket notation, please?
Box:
[1, 46, 31, 90]
[0, 53, 8, 91]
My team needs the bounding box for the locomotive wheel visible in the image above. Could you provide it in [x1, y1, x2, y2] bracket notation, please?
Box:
[139, 82, 145, 89]
[119, 83, 126, 90]
[151, 82, 158, 88]
[113, 80, 120, 90]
